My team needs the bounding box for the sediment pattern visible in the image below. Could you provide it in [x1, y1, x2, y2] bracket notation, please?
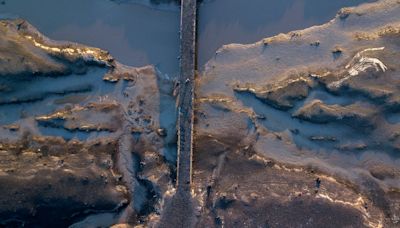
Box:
[1, 0, 400, 227]
[194, 0, 400, 227]
[0, 18, 176, 227]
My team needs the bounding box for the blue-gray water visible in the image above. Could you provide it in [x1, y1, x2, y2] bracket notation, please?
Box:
[0, 0, 180, 76]
[0, 0, 375, 71]
[198, 0, 376, 67]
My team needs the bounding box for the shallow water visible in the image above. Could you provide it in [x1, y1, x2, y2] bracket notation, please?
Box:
[1, 0, 397, 226]
[0, 0, 180, 76]
[198, 0, 375, 67]
[0, 68, 114, 125]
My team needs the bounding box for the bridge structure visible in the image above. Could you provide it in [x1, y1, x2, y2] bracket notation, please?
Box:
[176, 0, 197, 192]
[157, 1, 198, 227]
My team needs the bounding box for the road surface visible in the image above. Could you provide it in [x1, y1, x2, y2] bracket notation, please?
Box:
[158, 1, 197, 227]
[176, 0, 197, 192]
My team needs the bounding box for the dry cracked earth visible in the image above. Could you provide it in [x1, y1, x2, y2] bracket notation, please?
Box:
[0, 0, 400, 227]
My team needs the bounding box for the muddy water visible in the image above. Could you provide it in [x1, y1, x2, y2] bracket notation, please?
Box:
[198, 0, 375, 67]
[0, 0, 180, 76]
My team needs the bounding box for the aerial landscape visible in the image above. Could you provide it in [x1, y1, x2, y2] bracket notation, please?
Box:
[0, 0, 399, 227]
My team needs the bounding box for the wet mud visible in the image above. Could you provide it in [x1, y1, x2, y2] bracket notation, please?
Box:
[0, 18, 176, 227]
[0, 0, 399, 227]
[195, 0, 400, 227]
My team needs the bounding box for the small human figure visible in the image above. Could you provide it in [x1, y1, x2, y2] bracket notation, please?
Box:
[315, 177, 321, 189]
